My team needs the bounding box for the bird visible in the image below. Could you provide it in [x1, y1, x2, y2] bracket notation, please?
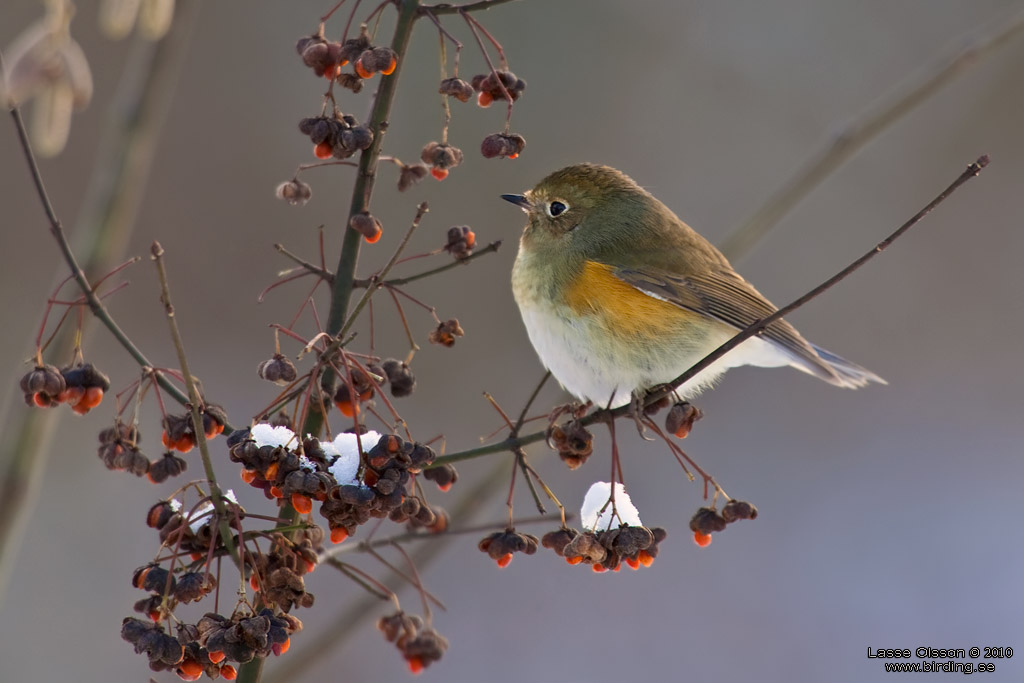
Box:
[503, 163, 884, 409]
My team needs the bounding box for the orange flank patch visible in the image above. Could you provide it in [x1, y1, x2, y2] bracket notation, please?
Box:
[564, 261, 694, 337]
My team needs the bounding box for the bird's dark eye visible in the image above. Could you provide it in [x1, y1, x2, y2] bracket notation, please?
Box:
[548, 201, 568, 217]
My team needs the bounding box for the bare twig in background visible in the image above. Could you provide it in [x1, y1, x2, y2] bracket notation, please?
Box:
[718, 9, 1024, 261]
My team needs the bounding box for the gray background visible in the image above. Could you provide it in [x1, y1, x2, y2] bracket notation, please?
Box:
[2, 1, 1023, 681]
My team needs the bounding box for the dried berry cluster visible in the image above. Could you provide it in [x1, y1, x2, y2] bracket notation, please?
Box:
[542, 524, 668, 572]
[378, 611, 449, 674]
[478, 528, 539, 568]
[420, 141, 464, 181]
[19, 361, 109, 413]
[299, 113, 374, 161]
[689, 499, 758, 547]
[318, 433, 442, 543]
[549, 420, 594, 470]
[471, 69, 526, 107]
[247, 530, 322, 612]
[428, 318, 465, 347]
[257, 354, 299, 386]
[665, 401, 703, 439]
[443, 226, 476, 259]
[480, 132, 526, 159]
[274, 179, 313, 207]
[161, 404, 228, 453]
[228, 426, 451, 545]
[297, 30, 397, 81]
[145, 495, 245, 562]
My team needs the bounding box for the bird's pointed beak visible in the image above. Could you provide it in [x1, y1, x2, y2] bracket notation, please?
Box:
[501, 193, 532, 211]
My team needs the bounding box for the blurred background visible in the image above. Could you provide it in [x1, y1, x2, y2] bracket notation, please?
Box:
[2, 1, 1023, 681]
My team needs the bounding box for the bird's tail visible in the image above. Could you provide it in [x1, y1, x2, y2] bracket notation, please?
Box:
[809, 343, 887, 388]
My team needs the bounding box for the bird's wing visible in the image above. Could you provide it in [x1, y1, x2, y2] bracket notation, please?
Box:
[612, 266, 844, 384]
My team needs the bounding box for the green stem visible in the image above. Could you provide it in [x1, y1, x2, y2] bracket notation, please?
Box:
[242, 3, 424, 682]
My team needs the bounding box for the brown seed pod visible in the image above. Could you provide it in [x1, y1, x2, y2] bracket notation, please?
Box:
[381, 359, 415, 397]
[439, 77, 474, 102]
[349, 212, 383, 244]
[721, 499, 758, 523]
[258, 354, 298, 385]
[480, 132, 526, 159]
[397, 163, 429, 192]
[443, 226, 476, 259]
[428, 319, 464, 347]
[275, 179, 312, 206]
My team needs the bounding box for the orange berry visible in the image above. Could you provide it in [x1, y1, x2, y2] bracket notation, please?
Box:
[314, 140, 333, 159]
[363, 225, 382, 244]
[190, 552, 203, 562]
[477, 91, 493, 107]
[291, 493, 313, 514]
[81, 386, 104, 408]
[693, 531, 712, 548]
[58, 386, 85, 404]
[464, 231, 475, 249]
[407, 656, 425, 674]
[438, 483, 452, 492]
[638, 550, 655, 567]
[32, 393, 52, 408]
[324, 64, 341, 79]
[565, 556, 583, 565]
[355, 59, 373, 79]
[178, 659, 203, 680]
[335, 399, 358, 417]
[161, 430, 174, 449]
[277, 637, 291, 655]
[205, 422, 224, 438]
[625, 557, 640, 570]
[208, 650, 226, 664]
[220, 664, 237, 680]
[496, 553, 513, 568]
[240, 469, 258, 484]
[174, 434, 195, 453]
[430, 167, 448, 181]
[330, 527, 349, 544]
[302, 558, 316, 574]
[265, 462, 279, 479]
[269, 486, 284, 499]
[71, 401, 91, 415]
[507, 152, 518, 159]
[380, 56, 397, 75]
[148, 609, 162, 622]
[592, 564, 607, 573]
[250, 574, 260, 591]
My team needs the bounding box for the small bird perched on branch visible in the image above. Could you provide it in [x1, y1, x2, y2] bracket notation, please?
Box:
[503, 163, 884, 408]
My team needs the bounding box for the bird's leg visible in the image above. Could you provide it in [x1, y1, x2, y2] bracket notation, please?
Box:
[629, 390, 655, 441]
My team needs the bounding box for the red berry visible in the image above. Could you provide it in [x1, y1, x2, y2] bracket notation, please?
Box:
[430, 167, 448, 181]
[291, 493, 313, 514]
[314, 141, 333, 159]
[693, 531, 712, 547]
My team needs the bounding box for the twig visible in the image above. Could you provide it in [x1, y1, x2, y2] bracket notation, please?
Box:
[151, 243, 241, 567]
[339, 202, 429, 339]
[274, 242, 335, 284]
[353, 239, 502, 287]
[718, 11, 1024, 261]
[433, 156, 990, 466]
[424, 0, 519, 15]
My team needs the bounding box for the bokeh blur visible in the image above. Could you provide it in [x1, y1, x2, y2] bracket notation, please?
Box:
[2, 1, 1023, 681]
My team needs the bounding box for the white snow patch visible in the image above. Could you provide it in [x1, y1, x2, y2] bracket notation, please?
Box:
[251, 424, 297, 449]
[580, 482, 642, 531]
